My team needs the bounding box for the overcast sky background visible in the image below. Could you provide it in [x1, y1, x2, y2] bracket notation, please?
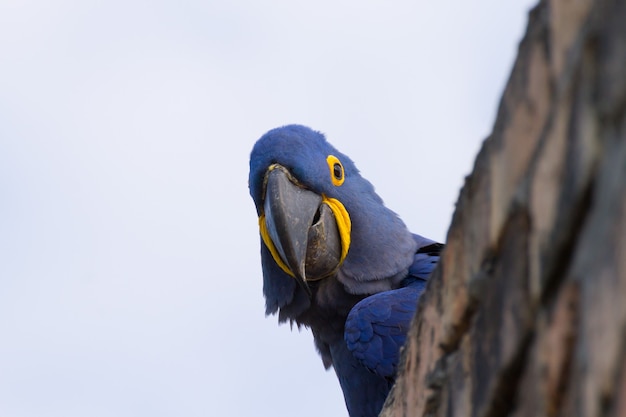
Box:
[0, 1, 536, 416]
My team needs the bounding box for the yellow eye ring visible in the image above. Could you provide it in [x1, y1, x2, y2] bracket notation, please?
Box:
[327, 155, 344, 186]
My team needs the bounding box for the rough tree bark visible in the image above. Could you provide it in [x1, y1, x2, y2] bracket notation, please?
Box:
[381, 0, 626, 416]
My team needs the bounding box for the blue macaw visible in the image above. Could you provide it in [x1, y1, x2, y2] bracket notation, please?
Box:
[249, 125, 442, 417]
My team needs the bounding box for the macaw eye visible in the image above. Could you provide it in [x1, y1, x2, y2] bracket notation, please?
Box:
[326, 155, 344, 186]
[333, 163, 342, 179]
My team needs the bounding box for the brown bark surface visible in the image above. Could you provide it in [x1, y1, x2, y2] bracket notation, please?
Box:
[381, 0, 626, 416]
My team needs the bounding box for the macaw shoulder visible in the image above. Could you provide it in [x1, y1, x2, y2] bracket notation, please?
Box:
[344, 235, 442, 377]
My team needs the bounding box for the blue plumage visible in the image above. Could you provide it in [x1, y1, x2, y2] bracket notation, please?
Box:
[249, 125, 442, 417]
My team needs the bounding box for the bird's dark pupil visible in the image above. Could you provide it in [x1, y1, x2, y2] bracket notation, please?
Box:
[333, 163, 342, 179]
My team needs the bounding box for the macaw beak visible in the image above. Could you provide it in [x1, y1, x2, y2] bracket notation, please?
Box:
[262, 166, 342, 293]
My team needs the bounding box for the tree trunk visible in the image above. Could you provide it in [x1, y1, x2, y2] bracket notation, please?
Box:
[381, 0, 626, 416]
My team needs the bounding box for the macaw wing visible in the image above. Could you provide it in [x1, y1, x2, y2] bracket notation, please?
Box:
[344, 238, 442, 378]
[344, 286, 422, 378]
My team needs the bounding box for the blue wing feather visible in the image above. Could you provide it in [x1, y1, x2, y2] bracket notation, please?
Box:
[344, 235, 442, 378]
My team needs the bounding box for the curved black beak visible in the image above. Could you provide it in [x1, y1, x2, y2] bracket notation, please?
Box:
[263, 167, 342, 293]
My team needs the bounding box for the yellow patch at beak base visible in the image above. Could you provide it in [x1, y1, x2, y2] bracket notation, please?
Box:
[259, 214, 295, 277]
[321, 195, 351, 265]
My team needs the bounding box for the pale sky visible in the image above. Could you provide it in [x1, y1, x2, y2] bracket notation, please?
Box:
[0, 1, 536, 416]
